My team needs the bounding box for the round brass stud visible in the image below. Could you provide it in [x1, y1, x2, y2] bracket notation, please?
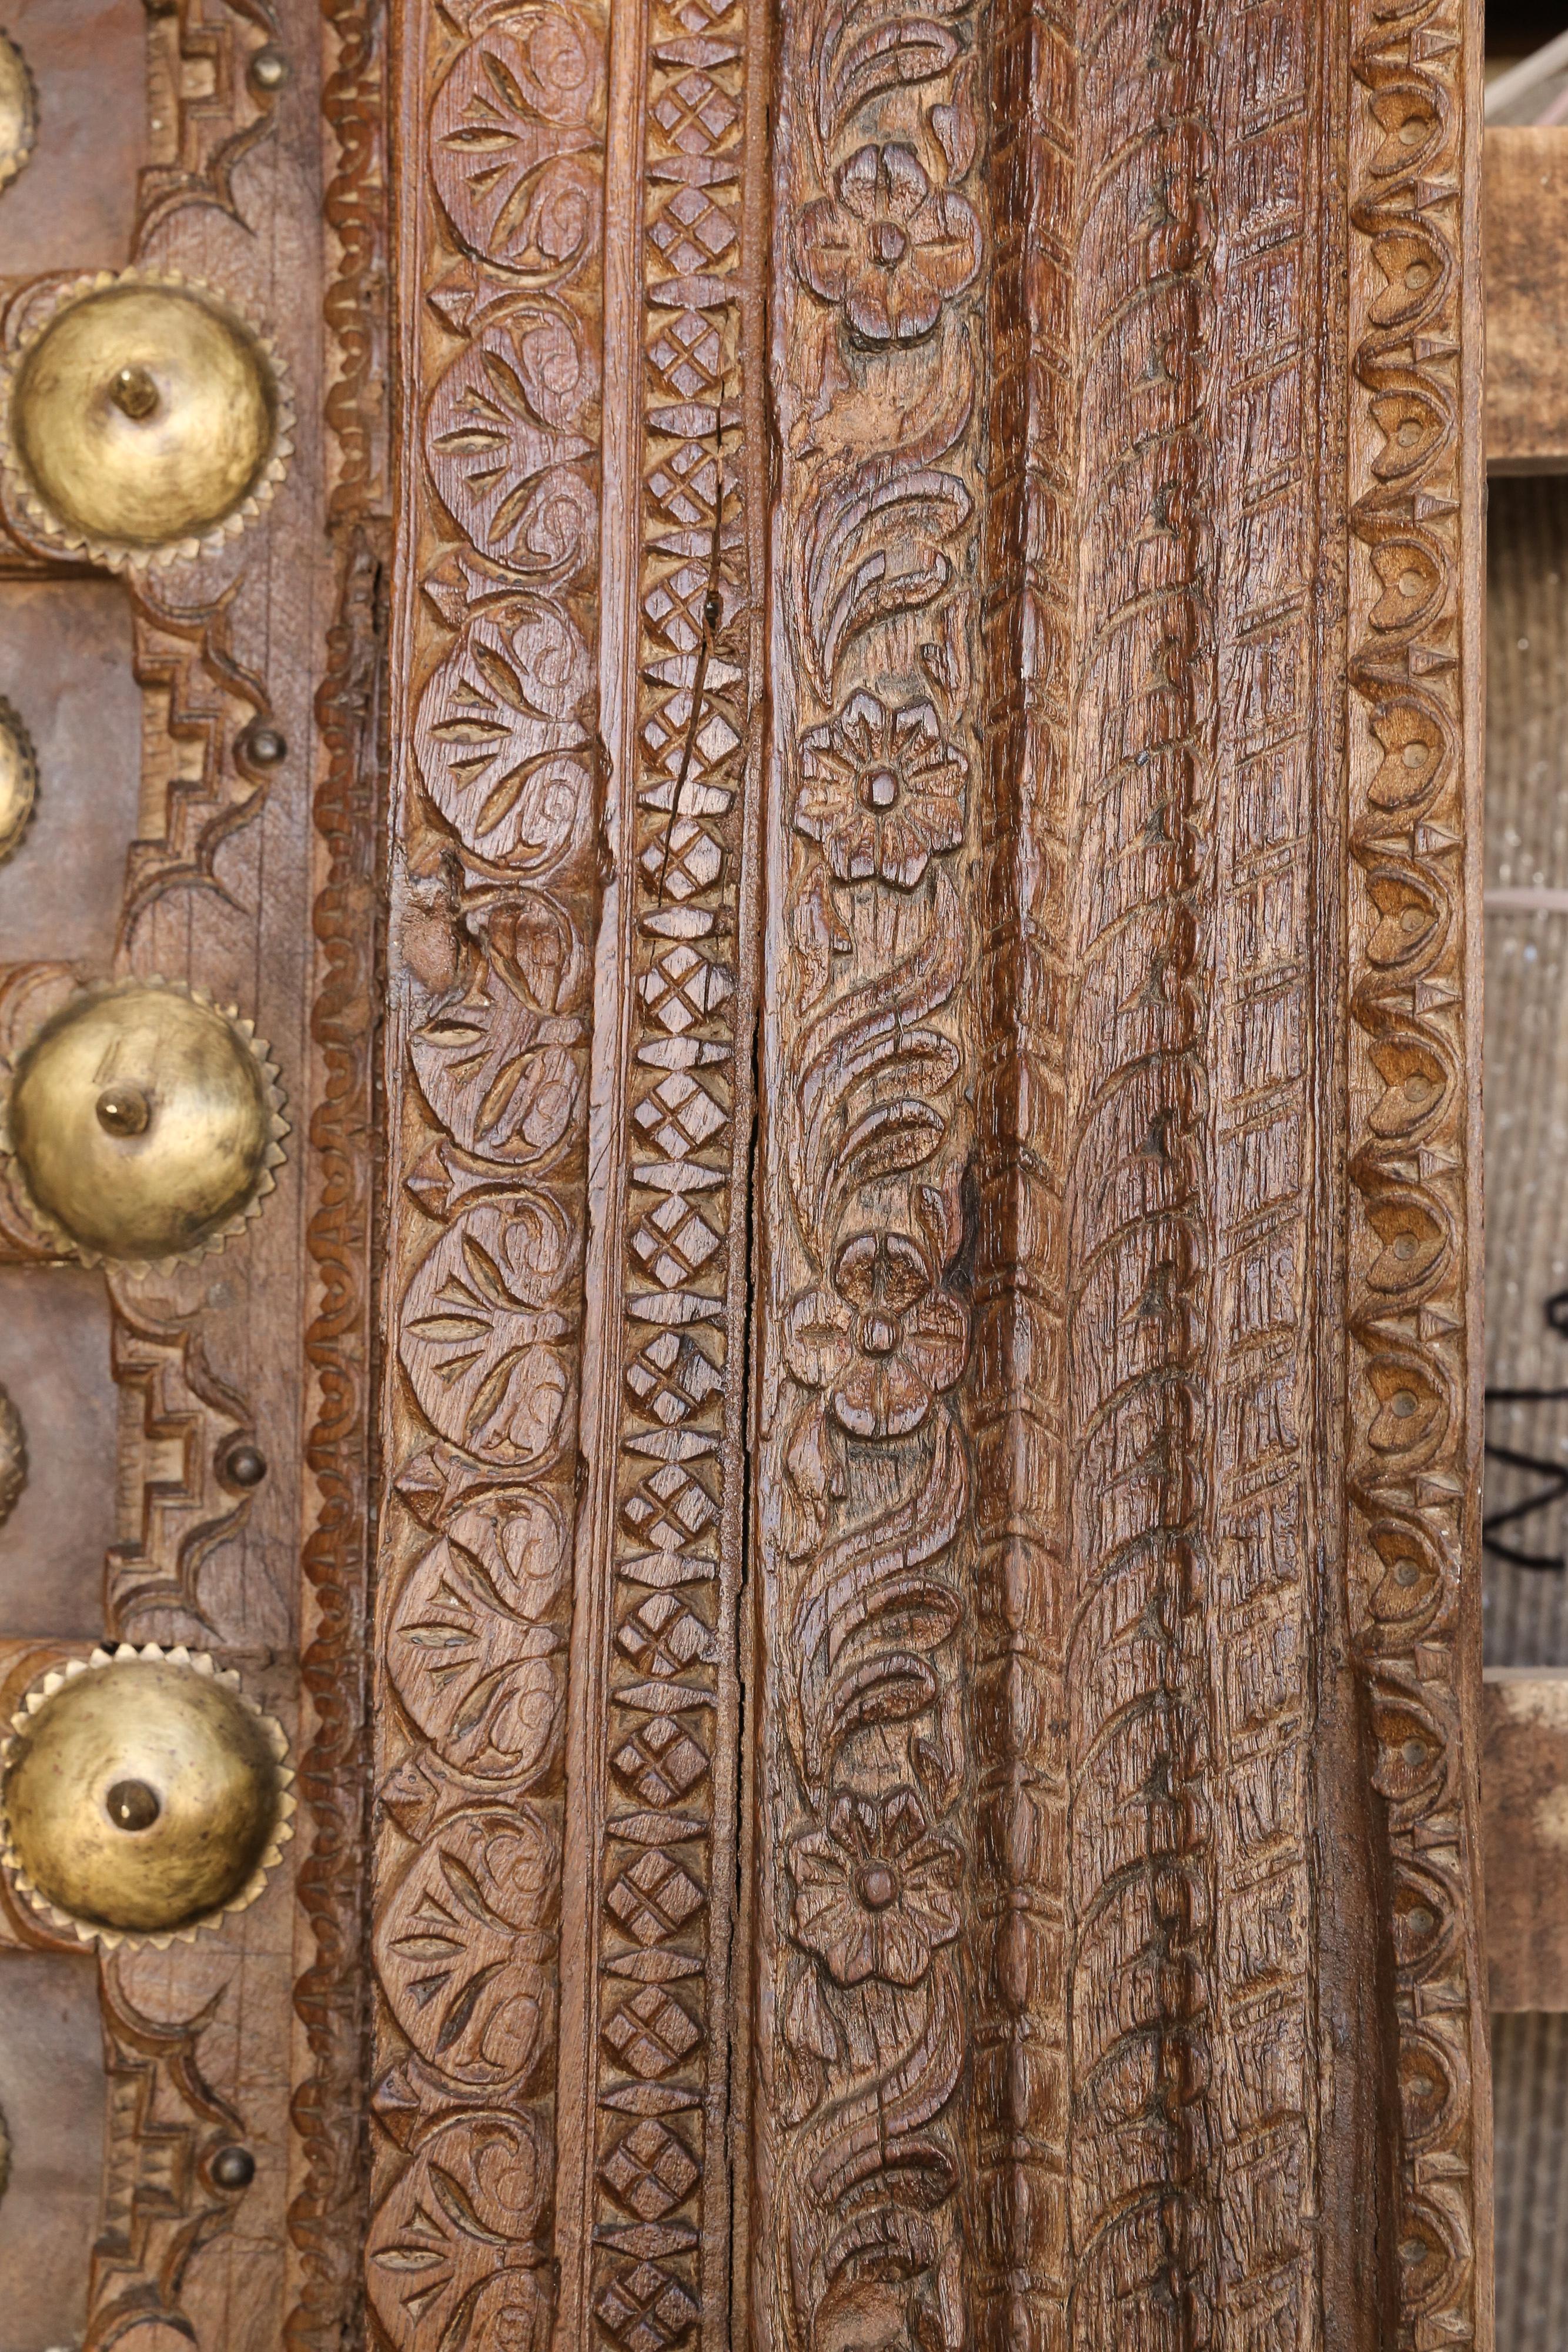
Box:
[248, 44, 288, 94]
[0, 694, 36, 864]
[1, 273, 292, 569]
[0, 32, 38, 196]
[240, 720, 287, 767]
[1, 1646, 293, 1945]
[4, 978, 288, 1269]
[221, 1439, 268, 1491]
[211, 2143, 256, 2190]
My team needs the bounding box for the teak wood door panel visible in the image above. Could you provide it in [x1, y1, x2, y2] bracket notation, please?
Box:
[0, 1, 1490, 2349]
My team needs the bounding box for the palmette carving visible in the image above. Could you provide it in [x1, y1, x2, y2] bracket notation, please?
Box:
[375, 0, 607, 2340]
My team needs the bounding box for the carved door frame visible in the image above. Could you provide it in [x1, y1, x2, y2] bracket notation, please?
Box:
[0, 0, 1489, 2345]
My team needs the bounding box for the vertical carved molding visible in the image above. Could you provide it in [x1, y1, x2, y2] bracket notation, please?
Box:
[555, 0, 764, 2325]
[289, 0, 391, 2338]
[372, 0, 608, 2340]
[968, 0, 1073, 2340]
[751, 4, 1487, 2350]
[757, 0, 989, 2337]
[1345, 1, 1490, 2346]
[1063, 6, 1222, 2332]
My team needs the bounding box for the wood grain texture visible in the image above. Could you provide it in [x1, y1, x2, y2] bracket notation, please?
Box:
[0, 0, 1495, 2340]
[1483, 125, 1568, 472]
[1483, 1671, 1568, 2011]
[750, 4, 1489, 2351]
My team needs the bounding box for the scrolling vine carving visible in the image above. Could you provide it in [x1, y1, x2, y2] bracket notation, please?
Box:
[756, 2, 1488, 2348]
[758, 0, 985, 2338]
[287, 0, 392, 2337]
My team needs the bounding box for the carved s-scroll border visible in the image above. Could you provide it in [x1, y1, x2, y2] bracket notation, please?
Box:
[1346, 2, 1489, 2346]
[287, 0, 391, 2339]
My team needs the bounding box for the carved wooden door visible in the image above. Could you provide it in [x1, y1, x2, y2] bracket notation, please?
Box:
[0, 0, 1492, 2347]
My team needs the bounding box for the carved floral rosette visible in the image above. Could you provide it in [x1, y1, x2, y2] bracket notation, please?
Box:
[370, 0, 608, 2340]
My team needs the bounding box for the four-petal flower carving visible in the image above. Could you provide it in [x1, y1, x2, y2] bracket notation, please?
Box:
[791, 1786, 961, 1986]
[785, 1230, 965, 1439]
[798, 142, 980, 345]
[797, 690, 966, 887]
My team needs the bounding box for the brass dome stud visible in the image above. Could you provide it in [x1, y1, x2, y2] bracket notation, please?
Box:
[1, 273, 292, 570]
[0, 693, 36, 865]
[0, 32, 38, 196]
[0, 1646, 294, 1946]
[4, 978, 288, 1270]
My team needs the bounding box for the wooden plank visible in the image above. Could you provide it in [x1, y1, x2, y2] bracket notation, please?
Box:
[1486, 125, 1568, 469]
[1485, 1669, 1568, 2007]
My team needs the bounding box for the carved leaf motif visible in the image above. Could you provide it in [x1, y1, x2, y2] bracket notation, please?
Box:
[410, 923, 585, 1165]
[785, 870, 965, 1254]
[400, 1199, 576, 1468]
[425, 306, 598, 574]
[819, 19, 962, 141]
[415, 600, 594, 870]
[379, 1805, 557, 2084]
[452, 1490, 572, 1622]
[795, 453, 972, 701]
[430, 16, 604, 272]
[396, 1453, 574, 1626]
[366, 2112, 549, 2350]
[389, 1535, 563, 1781]
[790, 1410, 966, 1790]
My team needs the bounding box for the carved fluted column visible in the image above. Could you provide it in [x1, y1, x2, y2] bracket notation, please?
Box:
[745, 6, 1489, 2352]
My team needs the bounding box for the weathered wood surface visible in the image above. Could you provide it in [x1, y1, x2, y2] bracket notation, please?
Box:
[1484, 1672, 1568, 2011]
[1485, 125, 1568, 470]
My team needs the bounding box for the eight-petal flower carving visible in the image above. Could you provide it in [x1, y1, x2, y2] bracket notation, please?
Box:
[797, 691, 967, 888]
[797, 142, 981, 345]
[791, 1787, 961, 1987]
[785, 1230, 965, 1439]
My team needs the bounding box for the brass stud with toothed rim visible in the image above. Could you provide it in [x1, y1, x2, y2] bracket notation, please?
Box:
[5, 980, 287, 1268]
[0, 31, 37, 195]
[2, 274, 291, 568]
[0, 694, 35, 864]
[1, 1649, 292, 1940]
